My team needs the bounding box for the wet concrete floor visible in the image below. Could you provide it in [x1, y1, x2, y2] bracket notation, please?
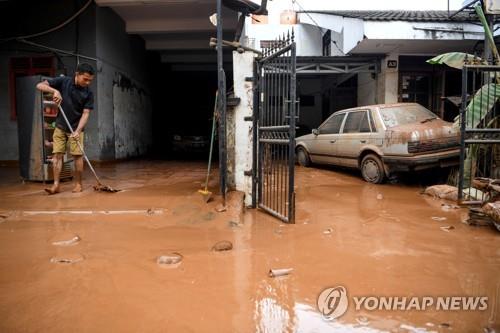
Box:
[0, 160, 498, 332]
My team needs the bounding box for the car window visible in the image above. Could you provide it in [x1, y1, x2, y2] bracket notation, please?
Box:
[319, 113, 345, 134]
[379, 104, 437, 128]
[343, 111, 370, 133]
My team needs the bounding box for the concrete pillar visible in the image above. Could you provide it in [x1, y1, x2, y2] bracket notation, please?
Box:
[232, 51, 256, 206]
[377, 52, 399, 104]
[357, 72, 377, 106]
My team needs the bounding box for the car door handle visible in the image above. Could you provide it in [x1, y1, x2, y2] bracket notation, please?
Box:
[330, 140, 336, 143]
[360, 140, 366, 143]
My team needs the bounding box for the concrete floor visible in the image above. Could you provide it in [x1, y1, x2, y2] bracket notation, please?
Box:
[0, 160, 498, 332]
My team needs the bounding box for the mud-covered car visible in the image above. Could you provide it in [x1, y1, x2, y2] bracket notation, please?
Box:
[295, 103, 460, 183]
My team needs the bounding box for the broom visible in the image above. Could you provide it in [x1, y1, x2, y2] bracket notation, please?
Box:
[56, 104, 119, 193]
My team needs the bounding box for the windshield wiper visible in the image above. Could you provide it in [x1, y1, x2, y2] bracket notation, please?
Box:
[420, 117, 438, 123]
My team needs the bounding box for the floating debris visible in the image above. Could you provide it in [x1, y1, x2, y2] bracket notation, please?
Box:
[52, 235, 81, 247]
[215, 205, 227, 213]
[157, 253, 183, 268]
[212, 240, 233, 252]
[424, 185, 458, 201]
[269, 268, 293, 278]
[439, 322, 451, 329]
[323, 228, 333, 235]
[228, 221, 241, 228]
[441, 203, 460, 210]
[432, 216, 447, 221]
[376, 194, 384, 200]
[355, 316, 370, 326]
[440, 226, 455, 232]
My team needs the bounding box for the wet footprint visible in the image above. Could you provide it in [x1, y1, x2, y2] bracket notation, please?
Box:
[50, 253, 85, 264]
[157, 253, 183, 268]
[212, 240, 233, 252]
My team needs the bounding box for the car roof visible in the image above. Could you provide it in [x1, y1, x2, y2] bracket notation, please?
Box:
[334, 103, 420, 114]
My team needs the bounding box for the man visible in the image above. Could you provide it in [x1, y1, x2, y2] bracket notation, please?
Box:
[36, 63, 95, 194]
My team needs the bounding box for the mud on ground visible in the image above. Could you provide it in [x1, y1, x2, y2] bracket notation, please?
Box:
[0, 161, 498, 332]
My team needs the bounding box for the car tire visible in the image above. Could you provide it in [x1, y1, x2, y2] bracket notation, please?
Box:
[297, 147, 311, 167]
[361, 154, 386, 184]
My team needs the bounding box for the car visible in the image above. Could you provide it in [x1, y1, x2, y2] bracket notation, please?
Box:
[295, 103, 460, 184]
[171, 133, 210, 154]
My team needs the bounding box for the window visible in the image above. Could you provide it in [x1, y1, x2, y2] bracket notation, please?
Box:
[343, 111, 371, 133]
[9, 57, 55, 120]
[319, 113, 344, 134]
[399, 73, 431, 109]
[379, 104, 436, 128]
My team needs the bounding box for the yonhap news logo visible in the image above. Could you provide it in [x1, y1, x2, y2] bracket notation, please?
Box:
[317, 286, 489, 320]
[317, 286, 349, 320]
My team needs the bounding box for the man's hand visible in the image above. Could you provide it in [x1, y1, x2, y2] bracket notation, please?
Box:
[53, 90, 63, 104]
[70, 130, 81, 140]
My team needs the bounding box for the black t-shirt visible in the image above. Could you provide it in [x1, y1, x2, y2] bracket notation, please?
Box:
[47, 76, 94, 133]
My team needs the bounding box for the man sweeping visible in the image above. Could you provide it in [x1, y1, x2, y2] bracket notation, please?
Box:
[36, 63, 95, 195]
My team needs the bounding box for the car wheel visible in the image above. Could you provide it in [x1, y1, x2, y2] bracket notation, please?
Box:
[361, 154, 386, 184]
[297, 147, 311, 167]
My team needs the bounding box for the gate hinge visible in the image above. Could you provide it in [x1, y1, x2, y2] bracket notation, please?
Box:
[244, 170, 252, 176]
[244, 116, 253, 121]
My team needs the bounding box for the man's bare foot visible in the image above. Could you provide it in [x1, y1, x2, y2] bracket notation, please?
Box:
[45, 185, 60, 195]
[72, 184, 83, 193]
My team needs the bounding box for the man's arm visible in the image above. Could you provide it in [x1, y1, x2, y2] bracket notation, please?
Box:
[36, 80, 62, 104]
[70, 109, 90, 139]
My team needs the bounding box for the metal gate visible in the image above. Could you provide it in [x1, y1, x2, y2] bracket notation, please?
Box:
[458, 64, 500, 203]
[252, 32, 297, 223]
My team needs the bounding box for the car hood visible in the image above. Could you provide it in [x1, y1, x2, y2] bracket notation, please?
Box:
[385, 119, 459, 144]
[295, 133, 316, 143]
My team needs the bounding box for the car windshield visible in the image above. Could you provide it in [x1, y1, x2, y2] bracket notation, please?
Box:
[379, 104, 437, 128]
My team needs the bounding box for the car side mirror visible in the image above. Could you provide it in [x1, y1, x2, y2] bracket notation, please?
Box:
[312, 129, 319, 136]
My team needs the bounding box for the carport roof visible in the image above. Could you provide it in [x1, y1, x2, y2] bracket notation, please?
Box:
[298, 10, 478, 22]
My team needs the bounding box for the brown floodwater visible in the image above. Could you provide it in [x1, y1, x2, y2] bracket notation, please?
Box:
[0, 160, 499, 332]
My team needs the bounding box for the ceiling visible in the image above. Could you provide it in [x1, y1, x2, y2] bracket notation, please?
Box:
[95, 0, 239, 60]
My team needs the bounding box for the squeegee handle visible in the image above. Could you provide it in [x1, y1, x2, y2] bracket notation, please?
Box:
[57, 105, 102, 184]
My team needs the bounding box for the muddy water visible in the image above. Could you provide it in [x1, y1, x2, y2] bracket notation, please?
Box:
[0, 161, 499, 332]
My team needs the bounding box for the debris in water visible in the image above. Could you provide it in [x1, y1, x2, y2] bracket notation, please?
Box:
[440, 226, 455, 232]
[376, 194, 383, 200]
[432, 216, 447, 221]
[212, 240, 233, 252]
[269, 268, 293, 278]
[228, 221, 241, 228]
[439, 322, 451, 329]
[50, 253, 85, 264]
[441, 203, 460, 210]
[156, 253, 183, 268]
[355, 316, 369, 326]
[323, 228, 333, 235]
[52, 235, 81, 246]
[215, 204, 227, 213]
[424, 185, 459, 201]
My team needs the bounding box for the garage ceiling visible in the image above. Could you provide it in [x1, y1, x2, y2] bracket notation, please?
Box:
[95, 0, 238, 56]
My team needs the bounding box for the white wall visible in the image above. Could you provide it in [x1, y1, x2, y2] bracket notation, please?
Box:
[232, 52, 255, 206]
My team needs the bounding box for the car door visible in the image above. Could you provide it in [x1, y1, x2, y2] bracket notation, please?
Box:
[336, 110, 373, 167]
[307, 112, 346, 165]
